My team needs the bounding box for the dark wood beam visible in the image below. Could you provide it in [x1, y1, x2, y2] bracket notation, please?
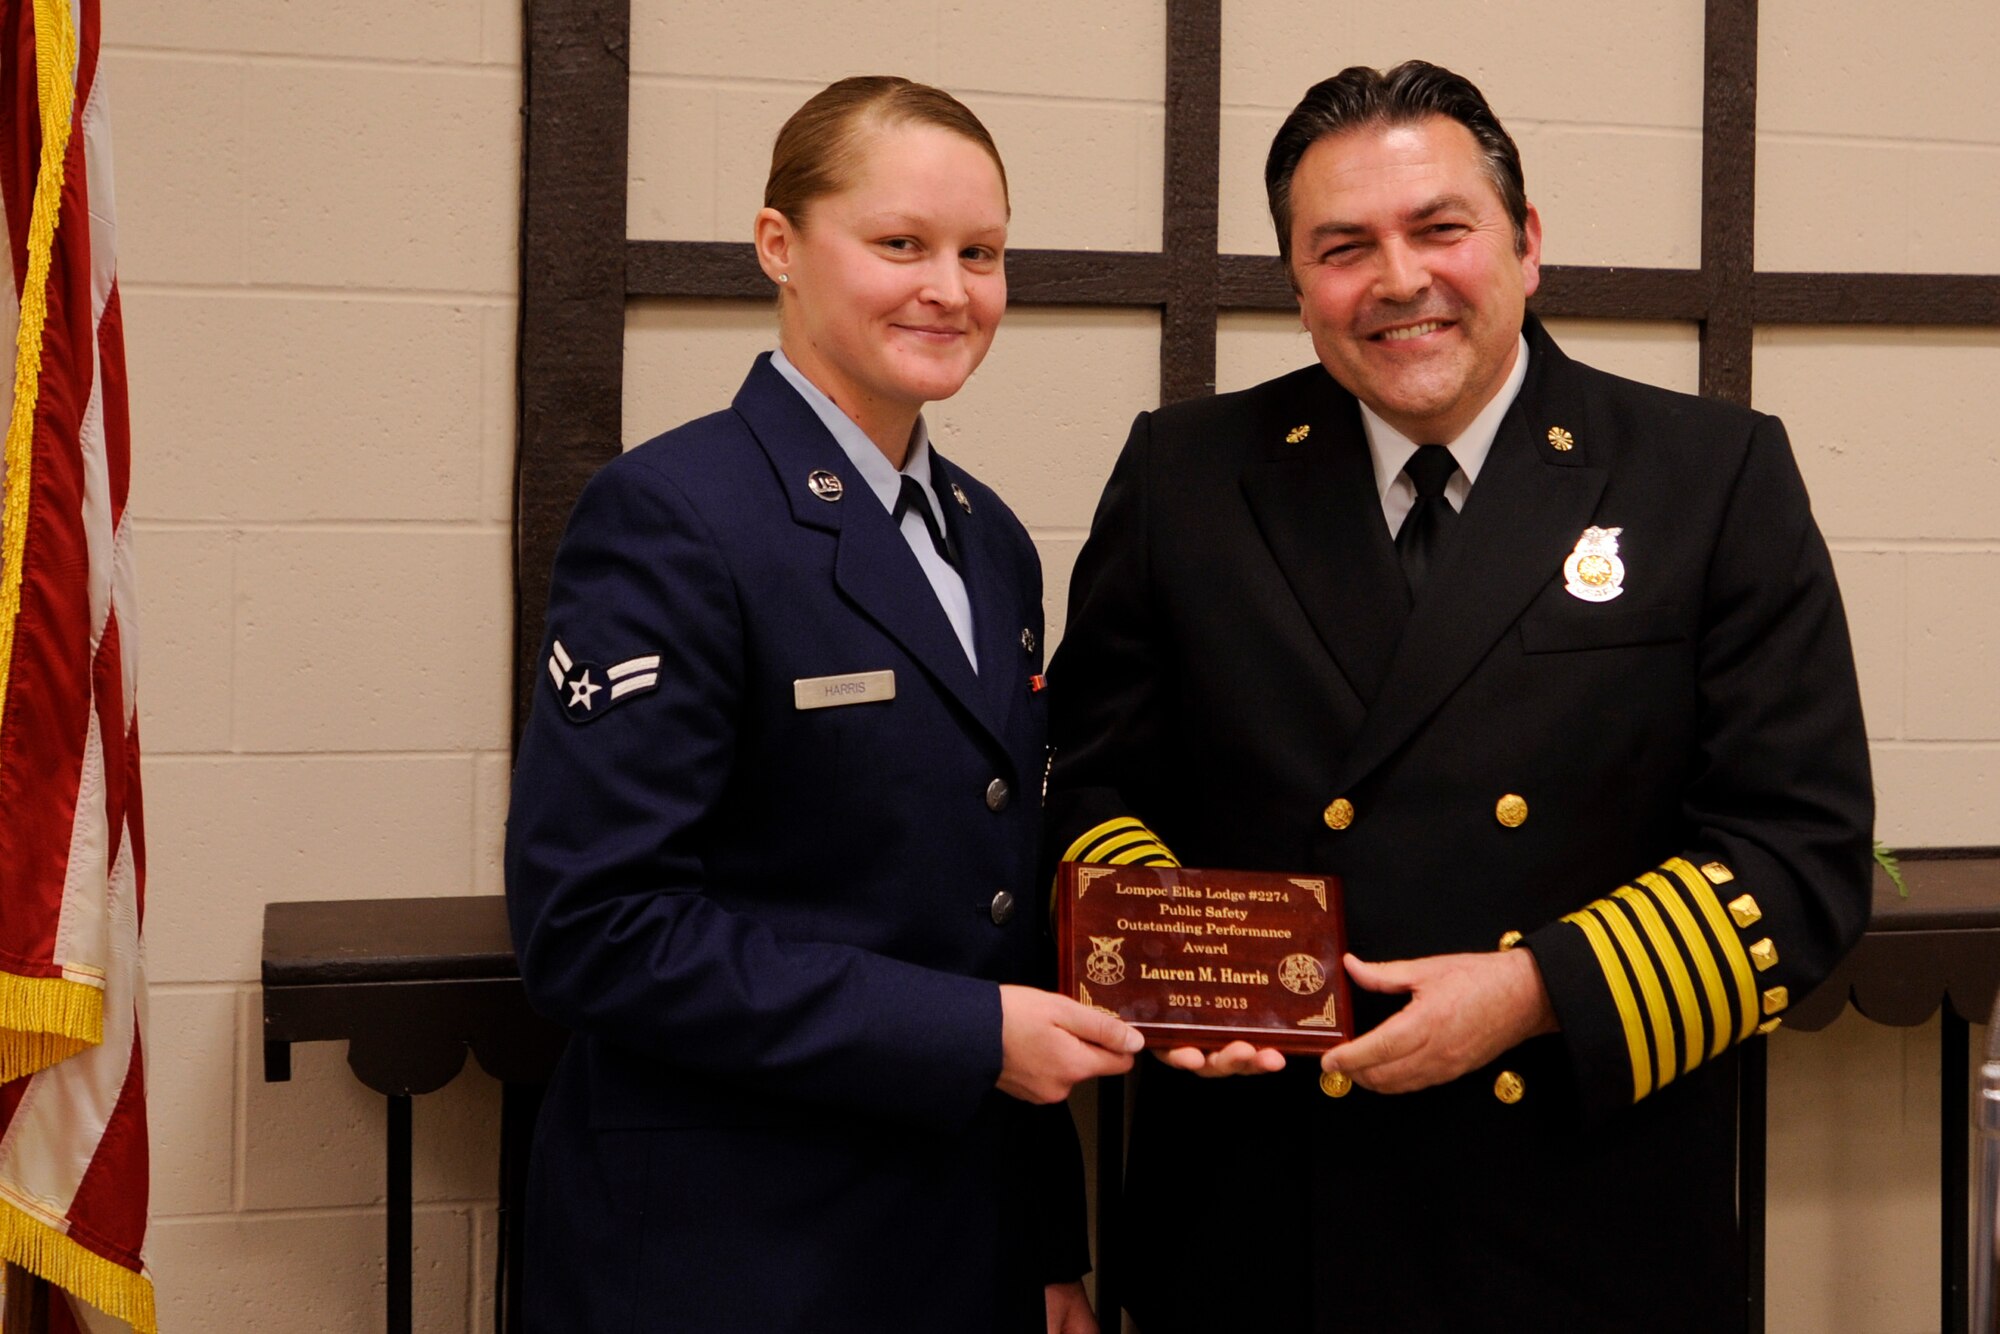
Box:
[1535, 267, 1710, 322]
[1698, 0, 1758, 405]
[1159, 0, 1221, 403]
[625, 239, 766, 300]
[1006, 250, 1173, 306]
[1756, 273, 2000, 325]
[1214, 252, 1289, 309]
[625, 240, 1170, 307]
[513, 0, 632, 741]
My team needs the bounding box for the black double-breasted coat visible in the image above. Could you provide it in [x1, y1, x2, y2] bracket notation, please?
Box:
[1046, 318, 1873, 1332]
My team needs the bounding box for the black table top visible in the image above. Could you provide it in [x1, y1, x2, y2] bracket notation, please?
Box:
[1863, 847, 2000, 932]
[263, 895, 519, 986]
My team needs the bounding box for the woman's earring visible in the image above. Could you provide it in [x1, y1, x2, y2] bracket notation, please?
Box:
[777, 273, 790, 284]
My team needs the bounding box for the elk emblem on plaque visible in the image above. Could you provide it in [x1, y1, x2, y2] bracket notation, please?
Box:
[1279, 953, 1328, 995]
[1085, 936, 1127, 986]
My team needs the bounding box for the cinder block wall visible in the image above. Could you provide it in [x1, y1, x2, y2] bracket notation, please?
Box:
[110, 1, 1993, 1328]
[1753, 5, 2000, 1327]
[111, 0, 520, 1326]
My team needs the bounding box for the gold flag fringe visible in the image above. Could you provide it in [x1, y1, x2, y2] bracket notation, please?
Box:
[0, 1199, 155, 1334]
[0, 973, 103, 1081]
[0, 0, 81, 744]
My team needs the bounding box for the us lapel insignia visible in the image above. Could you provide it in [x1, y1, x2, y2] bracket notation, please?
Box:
[951, 482, 972, 513]
[1547, 426, 1575, 452]
[807, 469, 844, 502]
[548, 639, 662, 722]
[1285, 424, 1311, 444]
[1563, 527, 1626, 602]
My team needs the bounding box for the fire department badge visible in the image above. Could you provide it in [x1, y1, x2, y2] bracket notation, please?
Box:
[1085, 937, 1127, 987]
[1563, 526, 1626, 603]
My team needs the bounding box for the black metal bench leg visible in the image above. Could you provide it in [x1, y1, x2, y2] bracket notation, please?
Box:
[388, 1093, 413, 1334]
[1946, 1008, 1970, 1334]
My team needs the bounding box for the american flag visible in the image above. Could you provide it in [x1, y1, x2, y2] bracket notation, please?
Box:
[0, 0, 152, 1329]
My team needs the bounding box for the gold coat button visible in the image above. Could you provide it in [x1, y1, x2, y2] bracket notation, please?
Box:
[1761, 986, 1788, 1015]
[1322, 798, 1355, 831]
[1319, 1069, 1352, 1098]
[1701, 861, 1735, 885]
[1493, 1070, 1525, 1104]
[1757, 1017, 1783, 1035]
[1495, 794, 1528, 828]
[1727, 893, 1762, 929]
[1748, 938, 1778, 972]
[1497, 930, 1523, 952]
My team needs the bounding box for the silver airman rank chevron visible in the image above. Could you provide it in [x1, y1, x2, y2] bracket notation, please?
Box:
[547, 639, 662, 723]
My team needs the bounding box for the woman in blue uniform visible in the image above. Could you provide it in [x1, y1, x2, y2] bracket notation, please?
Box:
[505, 77, 1139, 1334]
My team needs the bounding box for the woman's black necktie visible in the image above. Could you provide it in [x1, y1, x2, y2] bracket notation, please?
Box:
[1396, 445, 1460, 595]
[894, 475, 958, 567]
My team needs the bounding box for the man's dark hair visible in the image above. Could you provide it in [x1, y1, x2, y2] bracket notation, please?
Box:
[1265, 61, 1529, 268]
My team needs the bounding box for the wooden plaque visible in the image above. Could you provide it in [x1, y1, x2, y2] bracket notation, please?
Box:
[1056, 863, 1353, 1052]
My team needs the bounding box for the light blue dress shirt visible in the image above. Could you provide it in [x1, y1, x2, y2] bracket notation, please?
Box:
[770, 349, 979, 671]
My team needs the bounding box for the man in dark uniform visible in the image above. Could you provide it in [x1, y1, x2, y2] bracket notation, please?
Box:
[1046, 62, 1873, 1332]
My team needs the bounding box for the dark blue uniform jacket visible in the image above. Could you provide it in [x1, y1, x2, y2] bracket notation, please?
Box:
[506, 355, 1085, 1333]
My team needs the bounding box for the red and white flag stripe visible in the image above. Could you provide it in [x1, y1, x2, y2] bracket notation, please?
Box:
[0, 0, 151, 1328]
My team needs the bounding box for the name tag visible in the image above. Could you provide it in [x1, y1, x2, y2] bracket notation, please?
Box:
[794, 670, 896, 711]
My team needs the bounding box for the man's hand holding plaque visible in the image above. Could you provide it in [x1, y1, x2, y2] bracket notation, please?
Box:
[1320, 948, 1557, 1093]
[1056, 864, 1354, 1070]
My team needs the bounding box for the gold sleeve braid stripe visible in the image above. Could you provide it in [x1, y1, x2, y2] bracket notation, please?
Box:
[1560, 908, 1653, 1101]
[1061, 817, 1145, 863]
[1591, 900, 1678, 1092]
[1076, 830, 1156, 863]
[1108, 844, 1177, 866]
[1664, 858, 1761, 1042]
[1635, 871, 1733, 1063]
[1566, 857, 1768, 1103]
[1060, 817, 1180, 868]
[1611, 886, 1706, 1079]
[1079, 830, 1179, 867]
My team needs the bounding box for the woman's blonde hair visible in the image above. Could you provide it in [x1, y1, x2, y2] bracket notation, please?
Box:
[765, 75, 1008, 225]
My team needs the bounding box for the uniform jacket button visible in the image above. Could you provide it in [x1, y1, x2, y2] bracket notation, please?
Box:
[989, 890, 1016, 926]
[1322, 797, 1355, 830]
[985, 778, 1011, 812]
[1319, 1070, 1352, 1098]
[1493, 1070, 1525, 1104]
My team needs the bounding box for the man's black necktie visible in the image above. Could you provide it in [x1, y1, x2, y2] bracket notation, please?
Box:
[894, 474, 958, 568]
[1396, 445, 1460, 595]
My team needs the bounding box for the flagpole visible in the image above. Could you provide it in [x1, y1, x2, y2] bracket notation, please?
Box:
[2, 1263, 53, 1334]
